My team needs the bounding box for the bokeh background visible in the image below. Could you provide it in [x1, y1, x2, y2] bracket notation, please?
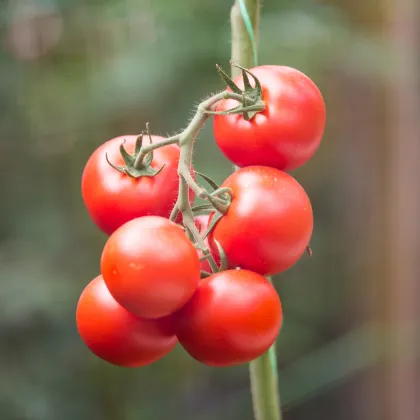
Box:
[0, 0, 419, 419]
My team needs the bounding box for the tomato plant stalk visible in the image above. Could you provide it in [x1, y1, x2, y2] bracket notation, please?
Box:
[158, 90, 264, 271]
[231, 1, 282, 420]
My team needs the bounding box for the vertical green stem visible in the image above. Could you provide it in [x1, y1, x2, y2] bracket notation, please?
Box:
[248, 276, 281, 420]
[249, 344, 281, 420]
[230, 1, 282, 420]
[230, 0, 260, 76]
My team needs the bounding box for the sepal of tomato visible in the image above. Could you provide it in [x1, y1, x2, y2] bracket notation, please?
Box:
[213, 65, 326, 171]
[175, 269, 282, 367]
[76, 276, 177, 367]
[104, 132, 165, 178]
[215, 63, 265, 120]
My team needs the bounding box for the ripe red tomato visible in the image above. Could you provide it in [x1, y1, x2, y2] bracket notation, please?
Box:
[101, 216, 200, 319]
[194, 214, 219, 273]
[175, 269, 282, 366]
[213, 66, 326, 171]
[76, 276, 177, 367]
[82, 134, 194, 235]
[208, 166, 313, 276]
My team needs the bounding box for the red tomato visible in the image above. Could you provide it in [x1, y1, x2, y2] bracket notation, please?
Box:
[194, 214, 220, 273]
[101, 216, 200, 319]
[76, 276, 177, 367]
[175, 269, 282, 366]
[82, 134, 194, 235]
[213, 66, 326, 171]
[208, 166, 313, 276]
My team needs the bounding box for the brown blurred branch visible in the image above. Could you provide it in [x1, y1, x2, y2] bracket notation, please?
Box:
[385, 0, 420, 419]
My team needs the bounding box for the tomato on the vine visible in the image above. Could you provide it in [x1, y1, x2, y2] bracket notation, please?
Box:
[209, 166, 313, 276]
[175, 269, 282, 366]
[76, 276, 177, 367]
[101, 216, 200, 319]
[82, 135, 194, 235]
[213, 66, 326, 171]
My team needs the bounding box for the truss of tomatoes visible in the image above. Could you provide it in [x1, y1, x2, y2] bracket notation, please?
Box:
[77, 65, 326, 368]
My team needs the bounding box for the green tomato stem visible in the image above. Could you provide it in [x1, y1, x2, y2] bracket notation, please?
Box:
[141, 89, 258, 273]
[249, 334, 281, 420]
[231, 0, 260, 77]
[134, 134, 180, 169]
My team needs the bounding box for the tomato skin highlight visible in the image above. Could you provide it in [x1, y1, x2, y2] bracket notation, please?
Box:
[175, 269, 282, 367]
[213, 66, 326, 171]
[209, 166, 313, 276]
[76, 276, 177, 367]
[82, 135, 194, 235]
[101, 216, 200, 319]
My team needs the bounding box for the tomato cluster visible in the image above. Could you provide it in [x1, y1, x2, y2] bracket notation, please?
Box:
[76, 65, 325, 368]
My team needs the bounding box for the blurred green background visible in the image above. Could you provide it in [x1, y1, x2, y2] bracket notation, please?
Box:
[1, 0, 419, 419]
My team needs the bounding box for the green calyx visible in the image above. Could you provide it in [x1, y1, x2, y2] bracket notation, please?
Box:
[213, 61, 265, 120]
[105, 133, 164, 178]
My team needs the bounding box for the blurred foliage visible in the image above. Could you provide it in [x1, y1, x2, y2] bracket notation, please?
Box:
[0, 0, 394, 419]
